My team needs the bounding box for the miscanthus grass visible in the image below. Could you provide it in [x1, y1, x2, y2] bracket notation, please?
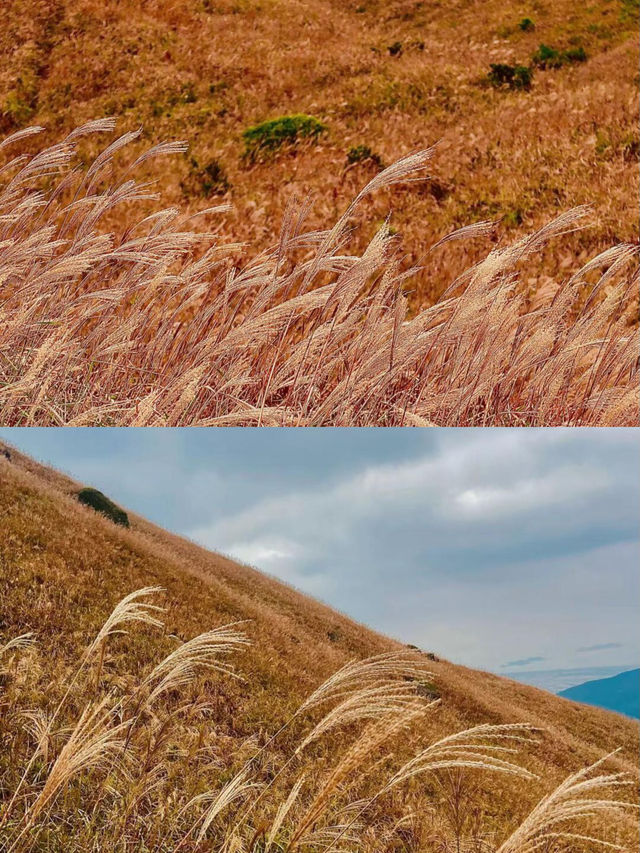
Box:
[0, 588, 636, 852]
[0, 122, 637, 426]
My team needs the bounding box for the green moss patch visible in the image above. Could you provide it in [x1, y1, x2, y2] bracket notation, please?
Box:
[242, 114, 327, 160]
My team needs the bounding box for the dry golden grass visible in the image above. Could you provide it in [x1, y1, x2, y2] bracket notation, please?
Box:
[0, 124, 637, 426]
[1, 446, 638, 852]
[1, 0, 638, 305]
[1, 1, 638, 425]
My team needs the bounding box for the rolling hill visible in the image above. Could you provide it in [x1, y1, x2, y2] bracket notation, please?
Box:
[0, 442, 638, 851]
[559, 668, 640, 719]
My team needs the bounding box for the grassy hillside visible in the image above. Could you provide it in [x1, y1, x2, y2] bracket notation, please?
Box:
[1, 0, 638, 306]
[1, 126, 637, 427]
[1, 1, 637, 427]
[0, 445, 638, 851]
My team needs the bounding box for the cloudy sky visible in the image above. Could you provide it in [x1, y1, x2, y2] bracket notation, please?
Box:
[2, 428, 638, 689]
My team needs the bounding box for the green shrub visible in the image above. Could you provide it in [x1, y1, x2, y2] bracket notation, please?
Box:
[532, 43, 587, 69]
[518, 17, 535, 31]
[0, 71, 38, 131]
[488, 64, 512, 86]
[416, 680, 440, 700]
[620, 0, 640, 24]
[513, 65, 533, 89]
[562, 46, 587, 63]
[531, 43, 562, 68]
[77, 488, 130, 527]
[346, 144, 384, 169]
[503, 208, 524, 228]
[595, 129, 611, 158]
[388, 41, 403, 56]
[242, 114, 327, 160]
[1, 91, 35, 130]
[198, 159, 230, 195]
[488, 63, 533, 90]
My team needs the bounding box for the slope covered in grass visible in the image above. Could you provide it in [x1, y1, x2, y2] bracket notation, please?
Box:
[0, 446, 638, 851]
[1, 125, 637, 427]
[1, 0, 637, 307]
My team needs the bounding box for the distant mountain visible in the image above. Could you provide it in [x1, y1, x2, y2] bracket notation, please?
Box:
[505, 666, 631, 694]
[558, 669, 639, 719]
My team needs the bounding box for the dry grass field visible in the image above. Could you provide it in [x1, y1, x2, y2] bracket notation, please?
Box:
[0, 0, 638, 426]
[0, 125, 637, 426]
[1, 446, 638, 851]
[1, 0, 638, 299]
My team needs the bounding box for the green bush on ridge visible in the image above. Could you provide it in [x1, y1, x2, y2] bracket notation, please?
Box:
[77, 487, 130, 527]
[346, 145, 384, 169]
[518, 17, 535, 31]
[532, 43, 587, 69]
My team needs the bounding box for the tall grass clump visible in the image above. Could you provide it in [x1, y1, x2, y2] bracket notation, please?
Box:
[0, 587, 636, 853]
[0, 122, 637, 427]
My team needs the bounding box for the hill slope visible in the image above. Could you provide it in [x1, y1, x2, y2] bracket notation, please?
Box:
[1, 0, 638, 308]
[1, 443, 638, 851]
[559, 668, 640, 719]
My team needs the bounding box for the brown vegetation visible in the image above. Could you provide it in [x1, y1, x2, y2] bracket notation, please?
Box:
[0, 447, 638, 851]
[1, 0, 638, 305]
[0, 124, 637, 426]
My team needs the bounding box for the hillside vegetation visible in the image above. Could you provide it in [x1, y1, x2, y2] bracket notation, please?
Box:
[1, 446, 638, 851]
[1, 0, 638, 304]
[0, 125, 637, 426]
[1, 1, 638, 426]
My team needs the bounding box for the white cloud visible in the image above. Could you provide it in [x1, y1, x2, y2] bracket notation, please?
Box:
[226, 536, 331, 597]
[224, 536, 300, 568]
[192, 429, 622, 556]
[186, 429, 638, 672]
[451, 465, 608, 520]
